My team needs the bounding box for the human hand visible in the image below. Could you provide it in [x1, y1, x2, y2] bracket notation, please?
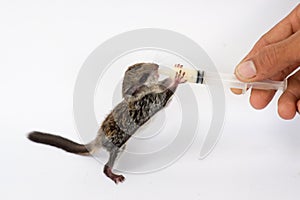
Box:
[232, 4, 300, 120]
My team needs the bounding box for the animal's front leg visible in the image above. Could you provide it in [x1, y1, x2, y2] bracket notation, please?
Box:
[168, 65, 187, 93]
[158, 78, 173, 88]
[161, 66, 187, 106]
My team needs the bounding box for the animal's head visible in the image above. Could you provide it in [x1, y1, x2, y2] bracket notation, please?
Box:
[122, 63, 159, 98]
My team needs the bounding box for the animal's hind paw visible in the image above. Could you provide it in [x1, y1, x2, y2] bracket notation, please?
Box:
[113, 175, 125, 184]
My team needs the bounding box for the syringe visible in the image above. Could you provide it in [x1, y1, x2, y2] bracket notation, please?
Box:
[158, 66, 287, 93]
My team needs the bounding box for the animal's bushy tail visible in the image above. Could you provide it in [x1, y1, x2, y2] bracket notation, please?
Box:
[28, 131, 89, 155]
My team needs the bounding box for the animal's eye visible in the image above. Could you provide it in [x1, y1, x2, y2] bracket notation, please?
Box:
[139, 74, 149, 83]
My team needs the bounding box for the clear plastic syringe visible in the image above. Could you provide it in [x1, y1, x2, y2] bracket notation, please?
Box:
[158, 66, 287, 93]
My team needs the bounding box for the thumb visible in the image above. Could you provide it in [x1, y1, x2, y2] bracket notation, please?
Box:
[235, 32, 300, 82]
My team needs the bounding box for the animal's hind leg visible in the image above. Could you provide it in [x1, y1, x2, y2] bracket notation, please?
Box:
[103, 148, 125, 184]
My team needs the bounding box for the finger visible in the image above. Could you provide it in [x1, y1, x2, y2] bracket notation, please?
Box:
[247, 64, 299, 107]
[278, 70, 300, 120]
[232, 64, 299, 96]
[235, 31, 300, 82]
[240, 4, 300, 62]
[249, 89, 276, 109]
[297, 100, 300, 113]
[231, 5, 300, 95]
[230, 88, 243, 94]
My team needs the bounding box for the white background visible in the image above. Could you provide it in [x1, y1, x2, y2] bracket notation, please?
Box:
[1, 0, 300, 200]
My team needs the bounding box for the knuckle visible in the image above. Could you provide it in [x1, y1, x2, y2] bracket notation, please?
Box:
[259, 45, 279, 69]
[259, 34, 271, 46]
[266, 45, 279, 65]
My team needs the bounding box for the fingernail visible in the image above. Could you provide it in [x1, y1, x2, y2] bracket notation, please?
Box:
[236, 60, 257, 80]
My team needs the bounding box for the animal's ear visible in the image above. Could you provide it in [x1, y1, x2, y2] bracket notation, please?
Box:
[125, 85, 137, 96]
[139, 73, 149, 84]
[123, 85, 138, 101]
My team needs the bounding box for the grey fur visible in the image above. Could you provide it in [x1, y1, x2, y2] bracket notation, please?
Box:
[28, 62, 185, 184]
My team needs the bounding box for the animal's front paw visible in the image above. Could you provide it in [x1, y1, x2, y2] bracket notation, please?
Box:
[174, 65, 187, 84]
[174, 64, 183, 69]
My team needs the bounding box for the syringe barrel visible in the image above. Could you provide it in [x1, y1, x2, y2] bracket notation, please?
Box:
[202, 71, 287, 93]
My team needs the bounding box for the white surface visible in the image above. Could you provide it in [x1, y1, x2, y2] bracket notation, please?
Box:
[1, 0, 300, 200]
